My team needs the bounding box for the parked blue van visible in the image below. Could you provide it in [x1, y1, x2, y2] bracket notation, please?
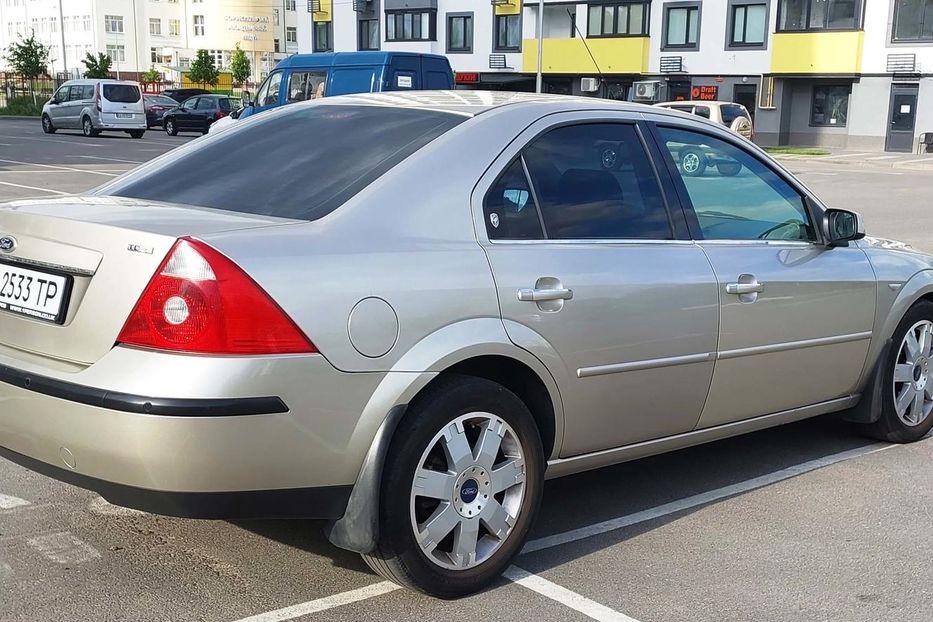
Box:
[238, 52, 454, 120]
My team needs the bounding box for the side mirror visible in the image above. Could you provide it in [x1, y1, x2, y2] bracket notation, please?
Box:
[824, 208, 865, 246]
[241, 90, 251, 108]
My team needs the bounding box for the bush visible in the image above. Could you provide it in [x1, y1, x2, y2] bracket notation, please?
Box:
[0, 95, 44, 116]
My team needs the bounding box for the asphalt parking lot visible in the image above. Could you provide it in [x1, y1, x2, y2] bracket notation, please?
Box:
[1, 116, 933, 622]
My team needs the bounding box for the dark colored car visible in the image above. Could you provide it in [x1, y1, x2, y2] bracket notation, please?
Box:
[163, 95, 234, 136]
[143, 94, 180, 127]
[161, 88, 211, 103]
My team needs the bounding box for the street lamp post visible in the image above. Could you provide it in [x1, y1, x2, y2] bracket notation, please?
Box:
[535, 0, 544, 93]
[57, 1, 67, 75]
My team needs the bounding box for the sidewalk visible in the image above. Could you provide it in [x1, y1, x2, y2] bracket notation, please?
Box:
[767, 146, 933, 171]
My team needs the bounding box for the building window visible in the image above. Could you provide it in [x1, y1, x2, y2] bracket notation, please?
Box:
[778, 0, 861, 31]
[729, 3, 767, 45]
[893, 0, 933, 42]
[587, 2, 649, 37]
[663, 5, 700, 48]
[285, 0, 296, 10]
[150, 47, 159, 63]
[49, 16, 57, 32]
[286, 26, 298, 44]
[208, 49, 225, 67]
[193, 15, 205, 36]
[83, 15, 92, 31]
[314, 22, 333, 52]
[447, 13, 473, 52]
[810, 85, 849, 126]
[149, 18, 161, 36]
[386, 10, 435, 42]
[104, 14, 123, 33]
[495, 14, 521, 50]
[179, 56, 190, 68]
[359, 18, 379, 50]
[106, 44, 126, 62]
[274, 38, 281, 53]
[169, 19, 180, 36]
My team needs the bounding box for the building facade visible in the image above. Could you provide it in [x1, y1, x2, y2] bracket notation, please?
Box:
[0, 0, 302, 83]
[300, 0, 933, 152]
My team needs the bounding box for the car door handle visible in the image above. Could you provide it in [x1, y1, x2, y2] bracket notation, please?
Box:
[517, 288, 574, 302]
[726, 282, 763, 295]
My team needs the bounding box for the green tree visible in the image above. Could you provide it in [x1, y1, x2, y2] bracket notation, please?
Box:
[188, 49, 219, 88]
[82, 52, 112, 79]
[4, 31, 51, 104]
[141, 66, 162, 84]
[229, 43, 251, 86]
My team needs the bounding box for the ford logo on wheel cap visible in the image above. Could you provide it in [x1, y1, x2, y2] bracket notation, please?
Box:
[0, 235, 15, 253]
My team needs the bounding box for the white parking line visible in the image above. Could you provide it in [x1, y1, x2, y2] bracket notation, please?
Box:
[0, 180, 68, 195]
[0, 159, 117, 177]
[821, 152, 873, 159]
[0, 134, 106, 147]
[505, 566, 640, 622]
[26, 532, 101, 565]
[523, 442, 894, 554]
[231, 581, 400, 622]
[77, 155, 145, 164]
[0, 494, 30, 509]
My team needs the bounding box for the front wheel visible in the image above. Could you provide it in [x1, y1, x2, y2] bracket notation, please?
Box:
[41, 114, 56, 134]
[363, 375, 544, 598]
[128, 130, 145, 139]
[164, 118, 178, 136]
[862, 300, 933, 443]
[679, 148, 707, 177]
[81, 116, 99, 137]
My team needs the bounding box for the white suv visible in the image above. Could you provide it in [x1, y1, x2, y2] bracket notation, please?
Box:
[42, 79, 147, 138]
[654, 100, 754, 140]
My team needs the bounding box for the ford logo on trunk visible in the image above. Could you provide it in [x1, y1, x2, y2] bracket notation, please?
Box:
[0, 235, 15, 253]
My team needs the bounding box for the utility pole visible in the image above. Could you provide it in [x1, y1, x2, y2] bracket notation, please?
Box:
[57, 0, 67, 75]
[131, 0, 141, 76]
[535, 0, 543, 93]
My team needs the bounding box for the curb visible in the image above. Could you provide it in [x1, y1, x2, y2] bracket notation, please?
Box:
[0, 115, 41, 121]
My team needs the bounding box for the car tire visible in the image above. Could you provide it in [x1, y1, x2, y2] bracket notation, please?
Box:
[862, 300, 933, 443]
[679, 148, 707, 177]
[165, 118, 178, 136]
[41, 114, 56, 134]
[82, 116, 99, 137]
[362, 375, 544, 598]
[716, 161, 742, 176]
[128, 130, 145, 139]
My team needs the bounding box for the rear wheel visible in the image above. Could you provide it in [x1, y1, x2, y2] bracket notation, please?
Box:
[362, 375, 544, 598]
[679, 148, 707, 177]
[165, 118, 178, 136]
[862, 301, 933, 443]
[41, 114, 56, 134]
[81, 116, 99, 137]
[128, 130, 145, 139]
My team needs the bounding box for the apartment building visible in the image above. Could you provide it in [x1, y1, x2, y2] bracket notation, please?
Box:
[300, 0, 933, 152]
[0, 0, 302, 82]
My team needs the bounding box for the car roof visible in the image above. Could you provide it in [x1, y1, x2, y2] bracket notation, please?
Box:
[275, 51, 449, 70]
[656, 101, 746, 108]
[316, 90, 660, 117]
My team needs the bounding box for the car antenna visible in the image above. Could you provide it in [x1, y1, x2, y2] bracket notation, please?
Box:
[569, 8, 605, 91]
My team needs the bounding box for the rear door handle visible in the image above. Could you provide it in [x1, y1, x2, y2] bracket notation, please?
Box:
[725, 282, 763, 295]
[517, 288, 573, 302]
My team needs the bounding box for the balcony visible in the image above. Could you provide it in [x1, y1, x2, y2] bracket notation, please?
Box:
[522, 37, 649, 75]
[770, 31, 863, 75]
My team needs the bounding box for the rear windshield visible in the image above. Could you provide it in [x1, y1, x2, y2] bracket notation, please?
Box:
[103, 84, 141, 103]
[720, 104, 749, 125]
[98, 105, 466, 220]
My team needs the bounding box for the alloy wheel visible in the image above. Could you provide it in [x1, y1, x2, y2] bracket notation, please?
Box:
[682, 152, 701, 174]
[409, 412, 526, 571]
[893, 319, 933, 426]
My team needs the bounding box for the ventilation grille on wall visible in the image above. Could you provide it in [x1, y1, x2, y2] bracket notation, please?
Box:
[309, 0, 321, 12]
[887, 53, 917, 74]
[660, 56, 683, 73]
[352, 0, 371, 12]
[489, 54, 508, 69]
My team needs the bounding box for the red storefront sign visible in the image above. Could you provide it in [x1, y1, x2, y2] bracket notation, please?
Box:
[456, 72, 480, 84]
[692, 85, 719, 101]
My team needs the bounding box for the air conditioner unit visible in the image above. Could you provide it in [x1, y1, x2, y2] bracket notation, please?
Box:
[633, 80, 659, 101]
[580, 77, 599, 93]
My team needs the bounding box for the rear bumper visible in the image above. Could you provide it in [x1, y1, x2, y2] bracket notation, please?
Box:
[97, 120, 147, 131]
[0, 346, 389, 518]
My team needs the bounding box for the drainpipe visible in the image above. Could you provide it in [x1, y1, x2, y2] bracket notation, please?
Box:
[535, 0, 543, 94]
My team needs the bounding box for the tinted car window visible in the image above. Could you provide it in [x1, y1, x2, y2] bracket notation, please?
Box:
[522, 123, 672, 240]
[484, 159, 543, 240]
[195, 97, 215, 110]
[694, 106, 711, 119]
[658, 126, 815, 242]
[218, 98, 231, 111]
[287, 71, 327, 102]
[99, 105, 466, 221]
[82, 85, 95, 99]
[68, 85, 85, 101]
[720, 104, 749, 125]
[103, 84, 141, 103]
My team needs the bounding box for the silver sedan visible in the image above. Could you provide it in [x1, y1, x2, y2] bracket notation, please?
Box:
[2, 92, 932, 597]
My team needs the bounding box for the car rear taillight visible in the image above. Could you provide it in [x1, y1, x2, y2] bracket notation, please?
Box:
[117, 237, 316, 355]
[214, 110, 228, 120]
[95, 84, 101, 112]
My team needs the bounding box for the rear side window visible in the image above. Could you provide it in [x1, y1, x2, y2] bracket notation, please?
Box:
[102, 84, 141, 103]
[521, 123, 672, 240]
[98, 105, 466, 221]
[484, 159, 543, 240]
[195, 98, 214, 110]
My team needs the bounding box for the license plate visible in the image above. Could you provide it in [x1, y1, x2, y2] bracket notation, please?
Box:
[0, 262, 72, 324]
[115, 113, 133, 119]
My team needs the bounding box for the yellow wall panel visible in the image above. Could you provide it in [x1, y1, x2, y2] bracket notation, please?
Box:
[313, 0, 332, 23]
[495, 1, 521, 16]
[770, 31, 863, 74]
[522, 37, 649, 74]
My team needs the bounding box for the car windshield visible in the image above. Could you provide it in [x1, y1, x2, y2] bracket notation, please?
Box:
[103, 84, 140, 103]
[720, 104, 749, 125]
[96, 104, 467, 221]
[148, 95, 177, 106]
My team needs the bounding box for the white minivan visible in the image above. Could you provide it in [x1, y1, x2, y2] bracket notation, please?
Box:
[42, 79, 147, 138]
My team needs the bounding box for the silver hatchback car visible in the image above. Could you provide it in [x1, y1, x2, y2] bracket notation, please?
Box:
[2, 92, 933, 597]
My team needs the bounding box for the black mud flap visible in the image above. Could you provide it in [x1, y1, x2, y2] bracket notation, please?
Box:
[842, 339, 892, 424]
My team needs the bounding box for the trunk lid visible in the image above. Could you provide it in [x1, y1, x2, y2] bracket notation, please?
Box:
[0, 196, 296, 365]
